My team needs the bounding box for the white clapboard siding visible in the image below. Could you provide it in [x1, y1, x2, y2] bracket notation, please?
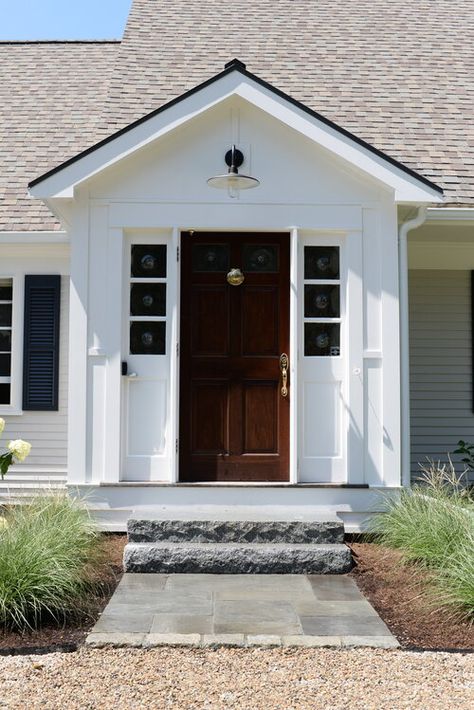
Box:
[409, 270, 474, 483]
[0, 278, 69, 500]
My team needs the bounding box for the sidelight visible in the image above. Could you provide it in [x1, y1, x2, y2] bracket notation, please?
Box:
[303, 246, 341, 357]
[129, 244, 167, 355]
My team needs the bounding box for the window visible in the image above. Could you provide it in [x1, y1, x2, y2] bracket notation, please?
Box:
[129, 245, 167, 355]
[303, 247, 341, 357]
[0, 278, 13, 404]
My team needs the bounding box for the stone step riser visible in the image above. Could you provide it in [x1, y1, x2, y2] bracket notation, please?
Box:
[123, 543, 352, 574]
[127, 520, 345, 545]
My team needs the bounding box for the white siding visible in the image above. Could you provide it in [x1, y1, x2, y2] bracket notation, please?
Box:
[409, 270, 474, 482]
[0, 278, 68, 497]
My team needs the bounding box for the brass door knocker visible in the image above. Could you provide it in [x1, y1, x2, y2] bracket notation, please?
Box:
[226, 268, 245, 286]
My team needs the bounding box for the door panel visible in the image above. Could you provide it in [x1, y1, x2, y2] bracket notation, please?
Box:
[241, 286, 279, 355]
[191, 286, 230, 356]
[191, 381, 229, 454]
[180, 232, 290, 482]
[242, 381, 278, 453]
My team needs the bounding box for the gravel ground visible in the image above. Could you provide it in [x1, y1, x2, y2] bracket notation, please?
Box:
[0, 647, 472, 709]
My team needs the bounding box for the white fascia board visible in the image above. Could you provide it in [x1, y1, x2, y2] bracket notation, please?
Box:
[29, 71, 443, 204]
[0, 231, 68, 244]
[426, 207, 474, 223]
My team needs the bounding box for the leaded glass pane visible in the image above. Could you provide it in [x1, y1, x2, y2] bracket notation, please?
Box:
[243, 245, 278, 272]
[130, 321, 166, 354]
[304, 323, 340, 356]
[304, 246, 339, 279]
[304, 285, 340, 318]
[130, 283, 166, 316]
[131, 245, 167, 278]
[192, 244, 230, 272]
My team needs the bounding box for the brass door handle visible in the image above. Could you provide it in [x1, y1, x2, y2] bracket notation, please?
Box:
[280, 353, 289, 397]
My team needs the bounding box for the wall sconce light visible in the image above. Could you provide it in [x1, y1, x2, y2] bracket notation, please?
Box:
[207, 145, 260, 197]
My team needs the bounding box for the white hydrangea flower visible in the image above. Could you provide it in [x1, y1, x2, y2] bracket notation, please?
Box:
[0, 418, 4, 435]
[8, 439, 32, 462]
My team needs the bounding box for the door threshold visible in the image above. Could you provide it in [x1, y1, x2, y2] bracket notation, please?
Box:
[101, 481, 369, 488]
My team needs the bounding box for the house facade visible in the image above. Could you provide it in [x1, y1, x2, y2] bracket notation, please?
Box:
[1, 1, 473, 530]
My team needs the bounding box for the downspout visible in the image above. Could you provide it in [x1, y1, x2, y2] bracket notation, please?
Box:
[399, 206, 427, 487]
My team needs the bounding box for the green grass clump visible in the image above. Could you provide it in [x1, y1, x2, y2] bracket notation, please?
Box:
[0, 492, 102, 630]
[371, 460, 474, 619]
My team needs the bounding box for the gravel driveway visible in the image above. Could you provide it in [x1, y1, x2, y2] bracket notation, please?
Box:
[0, 647, 472, 709]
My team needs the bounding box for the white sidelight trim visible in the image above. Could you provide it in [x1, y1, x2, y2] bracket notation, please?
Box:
[169, 227, 180, 483]
[289, 228, 298, 483]
[399, 206, 427, 487]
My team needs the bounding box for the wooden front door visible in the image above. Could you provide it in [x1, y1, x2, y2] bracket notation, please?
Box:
[179, 232, 290, 481]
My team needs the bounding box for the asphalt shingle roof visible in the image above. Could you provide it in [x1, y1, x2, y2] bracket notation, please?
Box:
[0, 41, 119, 231]
[1, 0, 474, 231]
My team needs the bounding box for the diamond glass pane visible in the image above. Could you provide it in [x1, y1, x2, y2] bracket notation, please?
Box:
[304, 323, 340, 356]
[0, 353, 11, 376]
[192, 244, 230, 272]
[0, 304, 12, 327]
[130, 321, 166, 355]
[243, 245, 278, 272]
[130, 283, 166, 316]
[304, 285, 340, 318]
[304, 246, 339, 279]
[131, 245, 167, 278]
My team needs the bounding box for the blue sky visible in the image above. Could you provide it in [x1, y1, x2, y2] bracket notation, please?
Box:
[0, 0, 132, 40]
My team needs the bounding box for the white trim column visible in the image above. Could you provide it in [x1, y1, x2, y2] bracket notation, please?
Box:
[67, 190, 89, 484]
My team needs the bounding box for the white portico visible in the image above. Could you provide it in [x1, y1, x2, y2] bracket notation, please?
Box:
[28, 61, 443, 529]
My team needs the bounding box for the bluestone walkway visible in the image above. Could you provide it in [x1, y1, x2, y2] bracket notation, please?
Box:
[86, 574, 398, 649]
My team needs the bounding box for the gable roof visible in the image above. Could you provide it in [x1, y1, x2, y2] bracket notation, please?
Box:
[29, 59, 443, 204]
[1, 0, 473, 230]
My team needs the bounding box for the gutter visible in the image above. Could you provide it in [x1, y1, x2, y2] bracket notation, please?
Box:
[399, 206, 427, 488]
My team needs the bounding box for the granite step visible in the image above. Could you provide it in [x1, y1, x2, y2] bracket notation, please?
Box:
[127, 510, 345, 545]
[123, 542, 353, 574]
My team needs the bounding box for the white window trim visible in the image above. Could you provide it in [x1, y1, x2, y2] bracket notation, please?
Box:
[0, 274, 23, 415]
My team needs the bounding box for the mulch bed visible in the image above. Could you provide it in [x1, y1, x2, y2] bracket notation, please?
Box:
[1, 536, 472, 652]
[0, 534, 126, 654]
[349, 542, 473, 651]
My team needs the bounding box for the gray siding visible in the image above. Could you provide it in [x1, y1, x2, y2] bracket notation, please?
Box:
[409, 270, 474, 482]
[0, 278, 68, 499]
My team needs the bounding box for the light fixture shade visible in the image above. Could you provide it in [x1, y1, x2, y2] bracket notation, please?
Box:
[207, 173, 260, 190]
[207, 145, 260, 192]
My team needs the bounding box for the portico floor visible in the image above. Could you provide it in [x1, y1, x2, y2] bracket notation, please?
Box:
[86, 573, 398, 649]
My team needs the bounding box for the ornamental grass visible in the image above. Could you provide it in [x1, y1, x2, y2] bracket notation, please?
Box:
[371, 460, 474, 620]
[0, 492, 103, 630]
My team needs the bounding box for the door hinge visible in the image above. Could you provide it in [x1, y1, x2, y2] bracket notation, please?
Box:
[176, 439, 179, 453]
[176, 342, 179, 357]
[177, 246, 180, 262]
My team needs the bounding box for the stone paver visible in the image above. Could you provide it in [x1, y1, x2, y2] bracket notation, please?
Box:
[86, 573, 399, 649]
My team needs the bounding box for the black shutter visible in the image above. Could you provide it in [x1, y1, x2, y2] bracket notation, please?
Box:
[23, 275, 61, 411]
